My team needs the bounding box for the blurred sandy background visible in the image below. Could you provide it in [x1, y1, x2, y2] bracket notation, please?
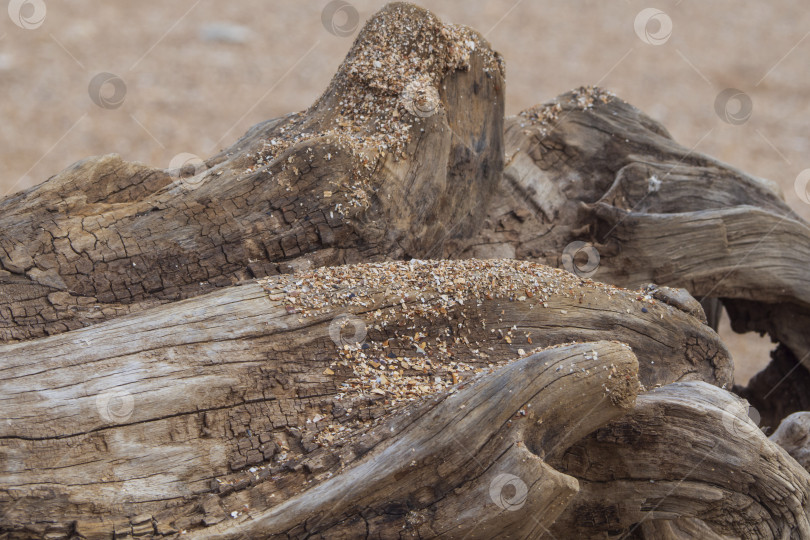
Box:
[2, 0, 808, 383]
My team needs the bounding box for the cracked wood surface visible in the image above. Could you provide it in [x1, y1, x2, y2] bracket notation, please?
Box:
[0, 2, 504, 342]
[465, 90, 810, 404]
[0, 259, 722, 537]
[195, 340, 639, 539]
[769, 412, 810, 473]
[548, 382, 810, 539]
[2, 2, 810, 539]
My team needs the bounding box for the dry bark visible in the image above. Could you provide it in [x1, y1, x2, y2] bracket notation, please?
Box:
[465, 89, 810, 390]
[1, 259, 727, 537]
[2, 2, 810, 540]
[547, 382, 810, 539]
[770, 412, 810, 472]
[0, 2, 504, 342]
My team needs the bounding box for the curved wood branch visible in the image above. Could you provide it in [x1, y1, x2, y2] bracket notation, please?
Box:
[197, 340, 639, 539]
[1, 258, 719, 536]
[547, 381, 810, 539]
[2, 2, 809, 538]
[0, 2, 504, 342]
[466, 89, 810, 395]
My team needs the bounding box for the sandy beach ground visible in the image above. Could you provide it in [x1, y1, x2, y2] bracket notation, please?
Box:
[2, 0, 807, 383]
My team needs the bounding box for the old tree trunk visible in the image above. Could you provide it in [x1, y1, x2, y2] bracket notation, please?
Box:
[2, 3, 810, 539]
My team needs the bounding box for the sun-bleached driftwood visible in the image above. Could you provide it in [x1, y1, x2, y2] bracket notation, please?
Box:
[0, 2, 503, 342]
[196, 339, 640, 539]
[546, 382, 810, 539]
[770, 412, 810, 472]
[1, 259, 728, 537]
[466, 89, 810, 424]
[2, 2, 810, 539]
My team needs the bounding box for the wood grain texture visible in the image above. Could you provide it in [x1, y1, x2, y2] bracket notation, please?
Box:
[548, 382, 810, 539]
[0, 259, 724, 536]
[0, 2, 504, 342]
[1, 3, 810, 539]
[197, 340, 639, 539]
[465, 89, 810, 434]
[770, 412, 810, 472]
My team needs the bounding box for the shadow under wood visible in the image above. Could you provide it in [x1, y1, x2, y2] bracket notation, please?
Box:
[736, 343, 810, 432]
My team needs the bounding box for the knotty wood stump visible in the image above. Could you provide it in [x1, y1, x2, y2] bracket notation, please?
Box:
[1, 3, 809, 539]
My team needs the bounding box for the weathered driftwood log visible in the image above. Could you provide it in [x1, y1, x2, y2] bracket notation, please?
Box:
[770, 412, 810, 472]
[637, 518, 737, 540]
[2, 2, 810, 539]
[465, 89, 810, 421]
[547, 382, 810, 539]
[0, 2, 504, 342]
[1, 259, 728, 537]
[2, 1, 809, 424]
[197, 339, 639, 539]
